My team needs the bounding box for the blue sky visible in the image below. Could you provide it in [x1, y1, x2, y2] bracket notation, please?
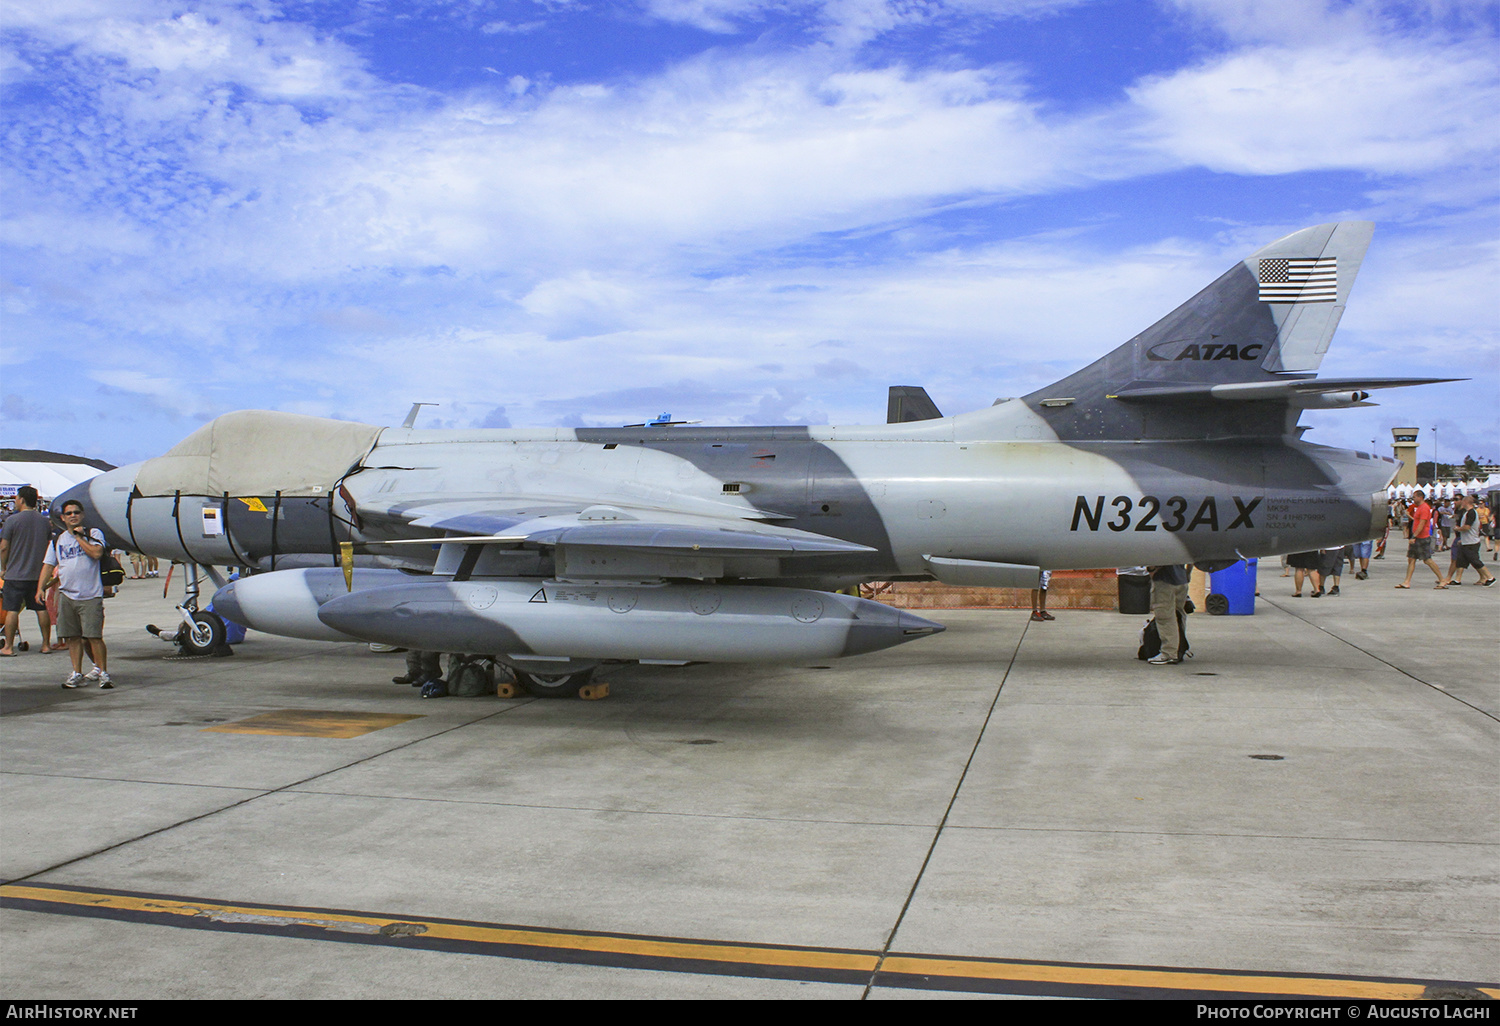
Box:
[2, 0, 1496, 469]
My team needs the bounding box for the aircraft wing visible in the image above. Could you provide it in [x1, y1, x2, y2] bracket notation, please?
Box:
[358, 497, 875, 559]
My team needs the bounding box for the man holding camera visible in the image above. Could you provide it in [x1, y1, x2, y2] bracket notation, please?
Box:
[36, 499, 112, 689]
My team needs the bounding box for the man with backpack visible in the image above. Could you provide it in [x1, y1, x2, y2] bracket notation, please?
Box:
[36, 499, 112, 689]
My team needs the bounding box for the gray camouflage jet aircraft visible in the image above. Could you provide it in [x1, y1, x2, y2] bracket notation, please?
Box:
[60, 222, 1450, 694]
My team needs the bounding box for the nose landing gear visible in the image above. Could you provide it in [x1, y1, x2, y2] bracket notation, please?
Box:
[146, 563, 236, 657]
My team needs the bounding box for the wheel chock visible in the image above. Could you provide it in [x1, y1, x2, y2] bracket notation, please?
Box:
[495, 680, 522, 699]
[578, 682, 610, 701]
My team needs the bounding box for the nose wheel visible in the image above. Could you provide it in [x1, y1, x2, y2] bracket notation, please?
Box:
[156, 563, 235, 657]
[513, 667, 595, 698]
[179, 611, 227, 656]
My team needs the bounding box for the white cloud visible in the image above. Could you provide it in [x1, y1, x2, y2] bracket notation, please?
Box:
[1164, 0, 1499, 47]
[639, 0, 1084, 45]
[5, 3, 374, 102]
[2, 0, 1495, 462]
[1129, 42, 1500, 175]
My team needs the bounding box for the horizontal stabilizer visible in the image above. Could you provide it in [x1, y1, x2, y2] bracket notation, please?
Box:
[1111, 377, 1463, 402]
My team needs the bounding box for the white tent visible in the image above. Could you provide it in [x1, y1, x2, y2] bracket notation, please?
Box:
[0, 462, 102, 504]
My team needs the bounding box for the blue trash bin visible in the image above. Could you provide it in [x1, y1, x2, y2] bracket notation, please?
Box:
[1207, 559, 1257, 615]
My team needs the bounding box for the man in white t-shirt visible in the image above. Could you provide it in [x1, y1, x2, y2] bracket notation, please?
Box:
[37, 500, 112, 689]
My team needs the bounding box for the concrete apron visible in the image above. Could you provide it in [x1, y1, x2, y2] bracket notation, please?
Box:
[0, 557, 1495, 998]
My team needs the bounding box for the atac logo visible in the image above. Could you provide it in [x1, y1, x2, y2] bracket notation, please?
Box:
[1145, 339, 1263, 362]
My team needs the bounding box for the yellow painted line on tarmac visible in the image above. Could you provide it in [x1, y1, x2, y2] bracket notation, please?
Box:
[3, 883, 1493, 998]
[877, 955, 1429, 1000]
[202, 710, 423, 738]
[0, 884, 874, 975]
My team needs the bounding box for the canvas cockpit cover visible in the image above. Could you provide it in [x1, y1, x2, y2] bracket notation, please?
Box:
[134, 411, 383, 498]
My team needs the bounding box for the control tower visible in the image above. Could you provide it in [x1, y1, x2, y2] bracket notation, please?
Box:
[1391, 427, 1419, 486]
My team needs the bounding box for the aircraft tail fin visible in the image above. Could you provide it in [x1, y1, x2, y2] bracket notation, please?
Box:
[1021, 222, 1377, 440]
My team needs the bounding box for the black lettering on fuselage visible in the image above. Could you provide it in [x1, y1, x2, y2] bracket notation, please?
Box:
[1228, 496, 1261, 529]
[1069, 494, 1264, 531]
[1163, 496, 1187, 531]
[1135, 495, 1160, 531]
[1071, 495, 1103, 532]
[1187, 496, 1219, 531]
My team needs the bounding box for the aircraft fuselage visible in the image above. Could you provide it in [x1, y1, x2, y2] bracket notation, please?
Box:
[83, 409, 1392, 583]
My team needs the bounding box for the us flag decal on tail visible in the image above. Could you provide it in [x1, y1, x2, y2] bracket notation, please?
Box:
[1258, 257, 1337, 303]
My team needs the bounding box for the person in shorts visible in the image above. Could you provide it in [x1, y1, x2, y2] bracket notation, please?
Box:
[1397, 491, 1446, 589]
[1315, 548, 1344, 597]
[1, 485, 56, 656]
[1447, 494, 1495, 587]
[1351, 539, 1373, 580]
[37, 500, 112, 688]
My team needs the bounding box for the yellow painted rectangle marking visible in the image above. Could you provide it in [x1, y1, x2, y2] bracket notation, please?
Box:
[203, 710, 423, 738]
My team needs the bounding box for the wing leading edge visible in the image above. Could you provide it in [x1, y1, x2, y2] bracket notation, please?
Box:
[357, 498, 874, 583]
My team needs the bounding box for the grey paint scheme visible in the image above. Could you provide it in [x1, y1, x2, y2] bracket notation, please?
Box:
[61, 221, 1420, 660]
[312, 577, 941, 662]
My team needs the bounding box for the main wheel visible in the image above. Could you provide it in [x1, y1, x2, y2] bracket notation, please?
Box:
[179, 611, 226, 655]
[513, 667, 594, 698]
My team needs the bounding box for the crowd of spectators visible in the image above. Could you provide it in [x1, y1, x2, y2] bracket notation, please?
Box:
[1279, 489, 1496, 595]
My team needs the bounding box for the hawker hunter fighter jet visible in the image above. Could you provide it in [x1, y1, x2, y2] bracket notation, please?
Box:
[60, 222, 1448, 694]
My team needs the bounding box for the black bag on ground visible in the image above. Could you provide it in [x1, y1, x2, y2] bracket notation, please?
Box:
[1137, 612, 1190, 661]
